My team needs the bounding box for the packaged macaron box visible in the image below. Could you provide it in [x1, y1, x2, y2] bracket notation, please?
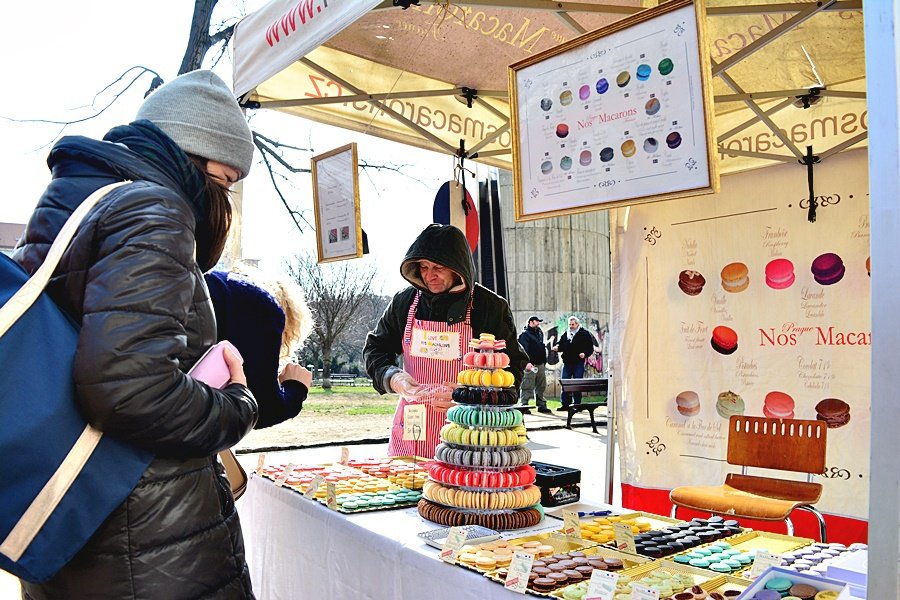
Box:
[734, 566, 850, 599]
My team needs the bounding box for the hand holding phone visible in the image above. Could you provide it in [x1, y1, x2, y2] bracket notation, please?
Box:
[188, 340, 246, 389]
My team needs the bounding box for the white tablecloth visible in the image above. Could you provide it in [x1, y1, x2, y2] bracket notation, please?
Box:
[239, 475, 535, 599]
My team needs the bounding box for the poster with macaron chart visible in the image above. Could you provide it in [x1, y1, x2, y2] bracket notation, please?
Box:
[613, 148, 870, 521]
[510, 0, 716, 220]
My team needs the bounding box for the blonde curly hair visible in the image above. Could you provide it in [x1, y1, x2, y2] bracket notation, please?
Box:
[230, 262, 313, 360]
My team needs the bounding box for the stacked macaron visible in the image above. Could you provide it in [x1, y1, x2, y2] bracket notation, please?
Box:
[419, 331, 545, 530]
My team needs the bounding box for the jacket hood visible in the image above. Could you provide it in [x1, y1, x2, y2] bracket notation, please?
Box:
[400, 224, 474, 295]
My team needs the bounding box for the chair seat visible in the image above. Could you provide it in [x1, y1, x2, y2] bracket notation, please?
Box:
[670, 474, 823, 521]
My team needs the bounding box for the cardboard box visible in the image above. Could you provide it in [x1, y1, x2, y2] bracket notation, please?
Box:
[735, 565, 851, 599]
[827, 550, 867, 598]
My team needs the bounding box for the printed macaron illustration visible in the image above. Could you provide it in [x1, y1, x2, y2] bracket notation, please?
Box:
[763, 391, 795, 419]
[666, 131, 682, 149]
[540, 98, 552, 111]
[579, 150, 592, 166]
[815, 398, 851, 428]
[645, 97, 661, 116]
[540, 160, 552, 175]
[616, 70, 631, 87]
[560, 156, 573, 170]
[560, 90, 573, 106]
[720, 262, 750, 293]
[811, 252, 845, 285]
[675, 391, 700, 417]
[636, 64, 651, 81]
[596, 78, 609, 94]
[600, 147, 614, 162]
[765, 258, 795, 290]
[678, 269, 705, 296]
[643, 137, 659, 153]
[556, 123, 569, 138]
[711, 325, 738, 355]
[579, 85, 591, 101]
[658, 57, 674, 76]
[621, 139, 636, 158]
[716, 390, 745, 419]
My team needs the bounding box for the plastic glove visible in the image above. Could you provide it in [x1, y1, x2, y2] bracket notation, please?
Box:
[390, 371, 422, 396]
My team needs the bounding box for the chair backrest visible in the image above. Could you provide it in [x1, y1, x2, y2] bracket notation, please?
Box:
[726, 416, 827, 475]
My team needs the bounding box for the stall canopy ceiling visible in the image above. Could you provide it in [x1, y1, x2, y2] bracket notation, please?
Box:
[233, 0, 866, 174]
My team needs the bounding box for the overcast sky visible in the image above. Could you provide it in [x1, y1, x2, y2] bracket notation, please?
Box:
[0, 1, 461, 292]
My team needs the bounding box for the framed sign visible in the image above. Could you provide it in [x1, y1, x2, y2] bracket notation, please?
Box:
[311, 143, 363, 263]
[509, 0, 718, 221]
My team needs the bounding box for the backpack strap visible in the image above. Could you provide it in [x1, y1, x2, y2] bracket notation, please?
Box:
[0, 181, 131, 338]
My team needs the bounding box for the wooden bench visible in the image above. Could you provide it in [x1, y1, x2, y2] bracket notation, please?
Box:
[559, 378, 609, 433]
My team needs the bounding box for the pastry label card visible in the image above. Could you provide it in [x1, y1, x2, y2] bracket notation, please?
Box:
[304, 473, 325, 499]
[613, 522, 637, 554]
[274, 463, 295, 487]
[325, 482, 338, 510]
[439, 526, 467, 564]
[562, 509, 582, 538]
[630, 583, 660, 600]
[510, 0, 716, 220]
[586, 570, 619, 600]
[339, 446, 350, 465]
[410, 327, 461, 361]
[255, 453, 266, 476]
[749, 550, 781, 578]
[505, 551, 535, 593]
[403, 404, 426, 441]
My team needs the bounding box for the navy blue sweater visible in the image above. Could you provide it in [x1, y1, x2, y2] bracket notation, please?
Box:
[205, 270, 307, 428]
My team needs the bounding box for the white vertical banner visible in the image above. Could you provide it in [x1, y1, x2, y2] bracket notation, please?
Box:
[612, 149, 870, 521]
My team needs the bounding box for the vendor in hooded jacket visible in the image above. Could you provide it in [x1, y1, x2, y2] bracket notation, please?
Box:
[364, 224, 528, 457]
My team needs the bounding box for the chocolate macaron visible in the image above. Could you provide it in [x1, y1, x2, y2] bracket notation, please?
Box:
[666, 131, 682, 149]
[678, 269, 706, 295]
[815, 398, 850, 428]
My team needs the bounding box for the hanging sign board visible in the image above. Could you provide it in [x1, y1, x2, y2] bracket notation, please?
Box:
[509, 0, 718, 221]
[311, 142, 363, 263]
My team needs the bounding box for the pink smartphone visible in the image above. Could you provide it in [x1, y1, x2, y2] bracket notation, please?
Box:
[187, 340, 243, 389]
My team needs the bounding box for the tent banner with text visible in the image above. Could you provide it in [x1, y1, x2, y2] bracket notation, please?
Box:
[612, 148, 870, 523]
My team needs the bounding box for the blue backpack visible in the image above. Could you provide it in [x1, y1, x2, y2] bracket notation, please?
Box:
[0, 182, 154, 582]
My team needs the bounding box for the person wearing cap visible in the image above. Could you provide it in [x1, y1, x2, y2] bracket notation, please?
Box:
[364, 224, 528, 458]
[518, 316, 550, 413]
[14, 70, 258, 598]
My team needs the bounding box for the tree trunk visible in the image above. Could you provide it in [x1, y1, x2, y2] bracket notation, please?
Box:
[180, 0, 218, 74]
[321, 346, 333, 390]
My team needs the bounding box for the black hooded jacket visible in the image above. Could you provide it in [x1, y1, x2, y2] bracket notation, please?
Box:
[364, 224, 528, 392]
[14, 122, 257, 599]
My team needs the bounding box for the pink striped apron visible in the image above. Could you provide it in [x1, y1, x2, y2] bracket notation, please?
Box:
[387, 291, 472, 458]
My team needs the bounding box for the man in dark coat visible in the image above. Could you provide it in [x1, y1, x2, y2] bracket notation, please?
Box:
[364, 224, 528, 456]
[552, 315, 598, 409]
[518, 316, 550, 413]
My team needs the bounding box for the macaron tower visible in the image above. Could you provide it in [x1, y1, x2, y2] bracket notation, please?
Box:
[418, 333, 543, 530]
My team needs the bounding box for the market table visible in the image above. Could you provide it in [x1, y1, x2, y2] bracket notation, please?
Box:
[239, 475, 547, 599]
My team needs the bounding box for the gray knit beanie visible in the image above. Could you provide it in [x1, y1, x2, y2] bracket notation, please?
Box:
[136, 70, 254, 179]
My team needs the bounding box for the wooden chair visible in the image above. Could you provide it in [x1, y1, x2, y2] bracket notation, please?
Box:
[669, 415, 828, 542]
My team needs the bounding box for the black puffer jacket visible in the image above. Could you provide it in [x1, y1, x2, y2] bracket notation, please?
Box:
[364, 224, 528, 392]
[14, 122, 258, 599]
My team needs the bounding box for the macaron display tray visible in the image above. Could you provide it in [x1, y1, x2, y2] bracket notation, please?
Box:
[619, 560, 716, 587]
[702, 574, 751, 596]
[722, 530, 813, 556]
[615, 511, 685, 530]
[346, 455, 431, 490]
[734, 566, 850, 599]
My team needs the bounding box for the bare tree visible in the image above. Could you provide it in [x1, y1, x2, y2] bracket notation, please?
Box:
[285, 255, 378, 389]
[179, 0, 234, 75]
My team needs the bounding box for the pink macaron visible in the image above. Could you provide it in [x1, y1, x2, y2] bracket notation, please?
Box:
[463, 351, 477, 367]
[675, 391, 700, 417]
[765, 258, 795, 290]
[763, 391, 795, 419]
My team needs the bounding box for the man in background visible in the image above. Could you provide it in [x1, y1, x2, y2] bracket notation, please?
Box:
[518, 316, 550, 413]
[552, 315, 598, 410]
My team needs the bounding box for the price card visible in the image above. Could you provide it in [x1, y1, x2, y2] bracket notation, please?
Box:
[255, 453, 266, 475]
[304, 473, 325, 499]
[504, 551, 535, 594]
[325, 482, 338, 510]
[439, 526, 467, 564]
[562, 509, 582, 538]
[630, 583, 660, 600]
[585, 570, 619, 600]
[339, 446, 350, 465]
[403, 404, 426, 441]
[749, 550, 781, 578]
[613, 522, 637, 554]
[274, 463, 295, 487]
